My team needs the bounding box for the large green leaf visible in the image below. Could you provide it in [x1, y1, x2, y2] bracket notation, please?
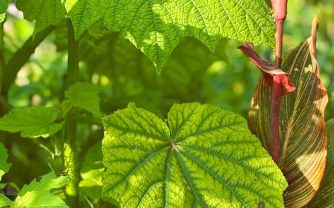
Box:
[0, 106, 64, 138]
[306, 119, 334, 207]
[102, 103, 287, 207]
[0, 143, 11, 181]
[0, 0, 10, 23]
[65, 82, 101, 116]
[248, 34, 328, 206]
[17, 0, 275, 71]
[12, 172, 68, 208]
[16, 0, 66, 32]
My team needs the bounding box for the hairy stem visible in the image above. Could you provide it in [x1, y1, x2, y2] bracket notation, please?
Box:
[63, 19, 80, 206]
[1, 26, 53, 99]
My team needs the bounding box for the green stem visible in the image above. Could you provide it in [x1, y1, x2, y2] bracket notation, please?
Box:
[63, 19, 80, 206]
[1, 26, 54, 99]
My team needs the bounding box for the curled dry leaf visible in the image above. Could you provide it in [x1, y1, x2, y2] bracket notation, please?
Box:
[247, 18, 328, 207]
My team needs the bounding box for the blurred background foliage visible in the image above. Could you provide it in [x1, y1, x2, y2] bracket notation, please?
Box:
[0, 0, 333, 207]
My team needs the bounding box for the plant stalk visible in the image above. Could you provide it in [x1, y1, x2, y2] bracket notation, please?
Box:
[269, 76, 282, 164]
[1, 26, 54, 99]
[63, 19, 80, 206]
[273, 0, 287, 67]
[270, 0, 287, 164]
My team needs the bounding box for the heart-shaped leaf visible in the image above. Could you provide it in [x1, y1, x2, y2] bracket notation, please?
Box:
[248, 24, 328, 207]
[102, 103, 287, 207]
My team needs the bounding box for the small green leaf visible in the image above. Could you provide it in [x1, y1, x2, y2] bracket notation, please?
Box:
[0, 106, 64, 138]
[306, 119, 334, 207]
[0, 0, 10, 23]
[65, 82, 101, 116]
[0, 194, 12, 207]
[102, 103, 287, 207]
[0, 143, 11, 181]
[16, 0, 66, 32]
[13, 172, 68, 208]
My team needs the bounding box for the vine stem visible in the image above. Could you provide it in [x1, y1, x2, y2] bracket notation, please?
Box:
[64, 18, 80, 206]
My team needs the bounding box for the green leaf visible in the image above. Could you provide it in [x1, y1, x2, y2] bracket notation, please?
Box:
[248, 35, 328, 206]
[0, 143, 11, 181]
[65, 82, 101, 116]
[69, 0, 275, 71]
[18, 0, 275, 71]
[0, 194, 12, 207]
[0, 106, 64, 138]
[80, 142, 104, 200]
[12, 172, 68, 208]
[102, 103, 287, 207]
[16, 0, 66, 32]
[0, 0, 10, 23]
[306, 119, 334, 207]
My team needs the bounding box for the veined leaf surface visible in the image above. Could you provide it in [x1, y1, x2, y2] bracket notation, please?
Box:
[17, 0, 275, 71]
[0, 106, 64, 138]
[306, 119, 334, 207]
[248, 33, 328, 206]
[102, 103, 287, 207]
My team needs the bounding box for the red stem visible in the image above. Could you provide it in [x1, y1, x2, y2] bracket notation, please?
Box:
[270, 76, 282, 164]
[273, 0, 287, 67]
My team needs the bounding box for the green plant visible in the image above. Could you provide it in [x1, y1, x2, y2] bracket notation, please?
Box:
[0, 0, 333, 207]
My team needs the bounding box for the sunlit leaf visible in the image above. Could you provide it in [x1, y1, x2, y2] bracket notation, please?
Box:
[248, 31, 328, 207]
[306, 119, 334, 207]
[0, 0, 10, 23]
[16, 0, 66, 32]
[80, 142, 104, 200]
[12, 172, 68, 208]
[0, 194, 12, 207]
[102, 103, 287, 207]
[0, 143, 11, 181]
[17, 0, 275, 72]
[65, 82, 101, 116]
[0, 106, 64, 138]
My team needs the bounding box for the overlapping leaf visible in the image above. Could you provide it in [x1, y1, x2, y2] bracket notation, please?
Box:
[0, 143, 11, 181]
[102, 103, 287, 207]
[17, 0, 275, 71]
[0, 106, 64, 138]
[16, 0, 66, 32]
[65, 82, 101, 116]
[248, 34, 328, 206]
[306, 119, 334, 207]
[0, 0, 10, 23]
[12, 172, 68, 208]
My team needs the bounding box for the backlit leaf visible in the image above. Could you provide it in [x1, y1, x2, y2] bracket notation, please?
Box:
[17, 0, 275, 72]
[248, 32, 328, 207]
[0, 0, 10, 23]
[102, 103, 287, 207]
[65, 82, 101, 116]
[0, 143, 11, 181]
[16, 0, 66, 32]
[306, 119, 334, 207]
[12, 172, 68, 208]
[0, 106, 64, 138]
